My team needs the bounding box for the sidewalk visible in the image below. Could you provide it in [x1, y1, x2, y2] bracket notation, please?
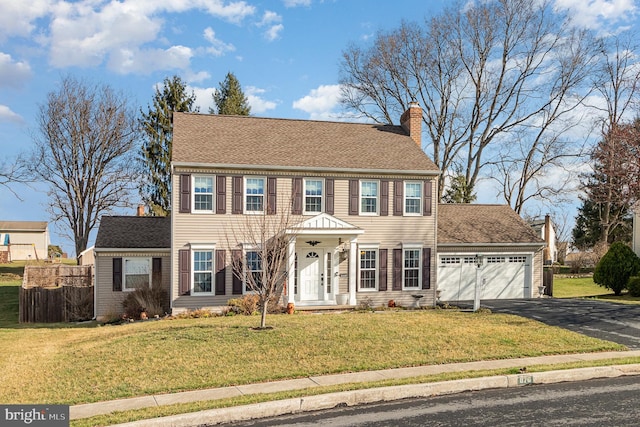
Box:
[70, 349, 640, 422]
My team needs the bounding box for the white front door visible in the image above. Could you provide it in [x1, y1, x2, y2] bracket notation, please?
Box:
[299, 249, 323, 301]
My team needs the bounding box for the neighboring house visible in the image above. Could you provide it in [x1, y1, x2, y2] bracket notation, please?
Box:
[0, 221, 50, 262]
[437, 204, 545, 301]
[78, 246, 95, 266]
[169, 104, 440, 313]
[529, 215, 557, 264]
[94, 216, 171, 321]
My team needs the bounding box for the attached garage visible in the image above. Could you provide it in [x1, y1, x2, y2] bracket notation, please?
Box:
[436, 204, 544, 301]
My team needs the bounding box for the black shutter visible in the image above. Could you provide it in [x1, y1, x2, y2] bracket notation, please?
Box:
[215, 250, 226, 295]
[392, 249, 402, 291]
[325, 178, 334, 215]
[152, 257, 162, 288]
[216, 176, 226, 214]
[291, 177, 302, 215]
[380, 180, 389, 216]
[179, 174, 191, 213]
[232, 249, 243, 294]
[267, 177, 277, 215]
[348, 179, 359, 215]
[424, 180, 432, 216]
[378, 249, 388, 291]
[232, 176, 243, 214]
[394, 180, 403, 216]
[178, 249, 190, 295]
[112, 257, 122, 292]
[422, 247, 431, 289]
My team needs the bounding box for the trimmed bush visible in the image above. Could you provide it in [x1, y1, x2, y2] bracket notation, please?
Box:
[628, 276, 640, 297]
[593, 242, 640, 296]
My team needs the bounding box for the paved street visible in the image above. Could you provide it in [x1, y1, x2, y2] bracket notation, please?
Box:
[477, 298, 640, 349]
[223, 375, 640, 426]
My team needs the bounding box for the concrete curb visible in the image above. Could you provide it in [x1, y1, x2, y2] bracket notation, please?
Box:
[110, 364, 640, 427]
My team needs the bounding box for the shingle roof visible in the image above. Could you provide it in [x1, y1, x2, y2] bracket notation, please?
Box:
[438, 204, 544, 245]
[0, 221, 48, 232]
[172, 112, 439, 173]
[95, 216, 170, 249]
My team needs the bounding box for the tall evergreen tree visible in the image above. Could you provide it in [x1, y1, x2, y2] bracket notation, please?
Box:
[140, 76, 197, 216]
[442, 175, 476, 204]
[210, 72, 251, 115]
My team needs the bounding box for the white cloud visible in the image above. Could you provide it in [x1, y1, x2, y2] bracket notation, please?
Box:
[109, 45, 194, 74]
[264, 24, 284, 41]
[0, 105, 24, 124]
[203, 27, 235, 56]
[0, 53, 32, 88]
[0, 0, 51, 42]
[189, 85, 216, 112]
[245, 86, 277, 113]
[554, 0, 637, 31]
[293, 84, 341, 119]
[283, 0, 312, 7]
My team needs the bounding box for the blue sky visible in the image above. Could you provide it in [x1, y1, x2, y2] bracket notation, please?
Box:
[0, 0, 638, 255]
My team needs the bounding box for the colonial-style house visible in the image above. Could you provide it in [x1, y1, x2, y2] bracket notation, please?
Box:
[93, 104, 545, 320]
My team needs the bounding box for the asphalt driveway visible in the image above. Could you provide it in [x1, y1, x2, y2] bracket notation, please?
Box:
[476, 299, 640, 350]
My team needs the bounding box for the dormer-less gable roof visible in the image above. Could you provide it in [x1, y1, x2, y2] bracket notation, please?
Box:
[95, 216, 170, 249]
[0, 221, 48, 232]
[438, 204, 544, 245]
[172, 112, 439, 174]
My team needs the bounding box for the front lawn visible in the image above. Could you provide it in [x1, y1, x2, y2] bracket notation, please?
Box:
[553, 275, 640, 304]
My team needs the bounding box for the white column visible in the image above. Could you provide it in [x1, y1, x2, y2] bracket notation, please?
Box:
[349, 239, 357, 305]
[287, 237, 296, 304]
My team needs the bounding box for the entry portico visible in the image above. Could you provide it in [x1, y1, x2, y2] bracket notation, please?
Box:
[287, 213, 363, 306]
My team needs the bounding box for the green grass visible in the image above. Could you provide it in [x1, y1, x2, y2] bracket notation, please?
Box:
[553, 276, 640, 304]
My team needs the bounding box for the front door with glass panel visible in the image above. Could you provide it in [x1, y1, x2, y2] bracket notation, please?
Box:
[299, 250, 323, 301]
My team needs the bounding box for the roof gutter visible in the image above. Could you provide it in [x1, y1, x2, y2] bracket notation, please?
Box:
[94, 247, 171, 253]
[437, 242, 545, 248]
[171, 162, 441, 177]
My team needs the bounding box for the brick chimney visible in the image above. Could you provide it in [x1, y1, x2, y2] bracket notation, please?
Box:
[137, 205, 145, 217]
[400, 101, 422, 147]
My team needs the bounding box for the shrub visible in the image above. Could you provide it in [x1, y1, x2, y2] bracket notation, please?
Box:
[628, 276, 640, 297]
[122, 284, 166, 319]
[593, 242, 640, 296]
[227, 295, 260, 315]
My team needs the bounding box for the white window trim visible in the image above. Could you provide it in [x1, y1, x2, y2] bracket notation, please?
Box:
[303, 178, 324, 215]
[402, 245, 422, 290]
[359, 179, 380, 216]
[242, 246, 263, 294]
[123, 257, 151, 292]
[191, 245, 215, 296]
[403, 181, 423, 216]
[192, 174, 215, 214]
[358, 244, 379, 292]
[244, 176, 266, 214]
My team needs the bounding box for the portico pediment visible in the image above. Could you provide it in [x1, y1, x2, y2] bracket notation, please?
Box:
[289, 213, 364, 235]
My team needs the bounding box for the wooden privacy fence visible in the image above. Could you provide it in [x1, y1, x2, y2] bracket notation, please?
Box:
[19, 265, 94, 323]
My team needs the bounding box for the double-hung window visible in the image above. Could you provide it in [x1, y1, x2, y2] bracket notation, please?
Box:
[124, 258, 151, 290]
[192, 250, 213, 294]
[358, 247, 378, 291]
[403, 247, 421, 290]
[304, 179, 323, 214]
[404, 181, 422, 215]
[360, 180, 379, 215]
[245, 177, 265, 213]
[193, 176, 214, 212]
[245, 251, 263, 290]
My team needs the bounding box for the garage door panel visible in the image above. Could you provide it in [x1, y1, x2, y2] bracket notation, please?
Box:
[482, 261, 525, 299]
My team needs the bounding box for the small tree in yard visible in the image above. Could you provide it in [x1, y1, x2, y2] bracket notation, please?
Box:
[593, 242, 640, 296]
[227, 199, 298, 329]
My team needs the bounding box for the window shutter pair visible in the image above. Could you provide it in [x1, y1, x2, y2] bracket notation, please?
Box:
[292, 178, 334, 215]
[178, 249, 227, 296]
[349, 179, 388, 215]
[112, 257, 162, 292]
[390, 248, 431, 290]
[179, 174, 227, 214]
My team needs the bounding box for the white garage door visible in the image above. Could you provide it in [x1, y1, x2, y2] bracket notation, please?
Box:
[437, 255, 530, 301]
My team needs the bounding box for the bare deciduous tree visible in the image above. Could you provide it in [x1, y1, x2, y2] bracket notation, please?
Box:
[226, 198, 298, 329]
[340, 0, 596, 210]
[0, 157, 30, 200]
[25, 76, 139, 260]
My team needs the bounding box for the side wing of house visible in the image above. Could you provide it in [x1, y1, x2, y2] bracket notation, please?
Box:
[170, 171, 439, 312]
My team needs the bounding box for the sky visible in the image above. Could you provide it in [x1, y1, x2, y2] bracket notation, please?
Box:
[0, 0, 638, 255]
